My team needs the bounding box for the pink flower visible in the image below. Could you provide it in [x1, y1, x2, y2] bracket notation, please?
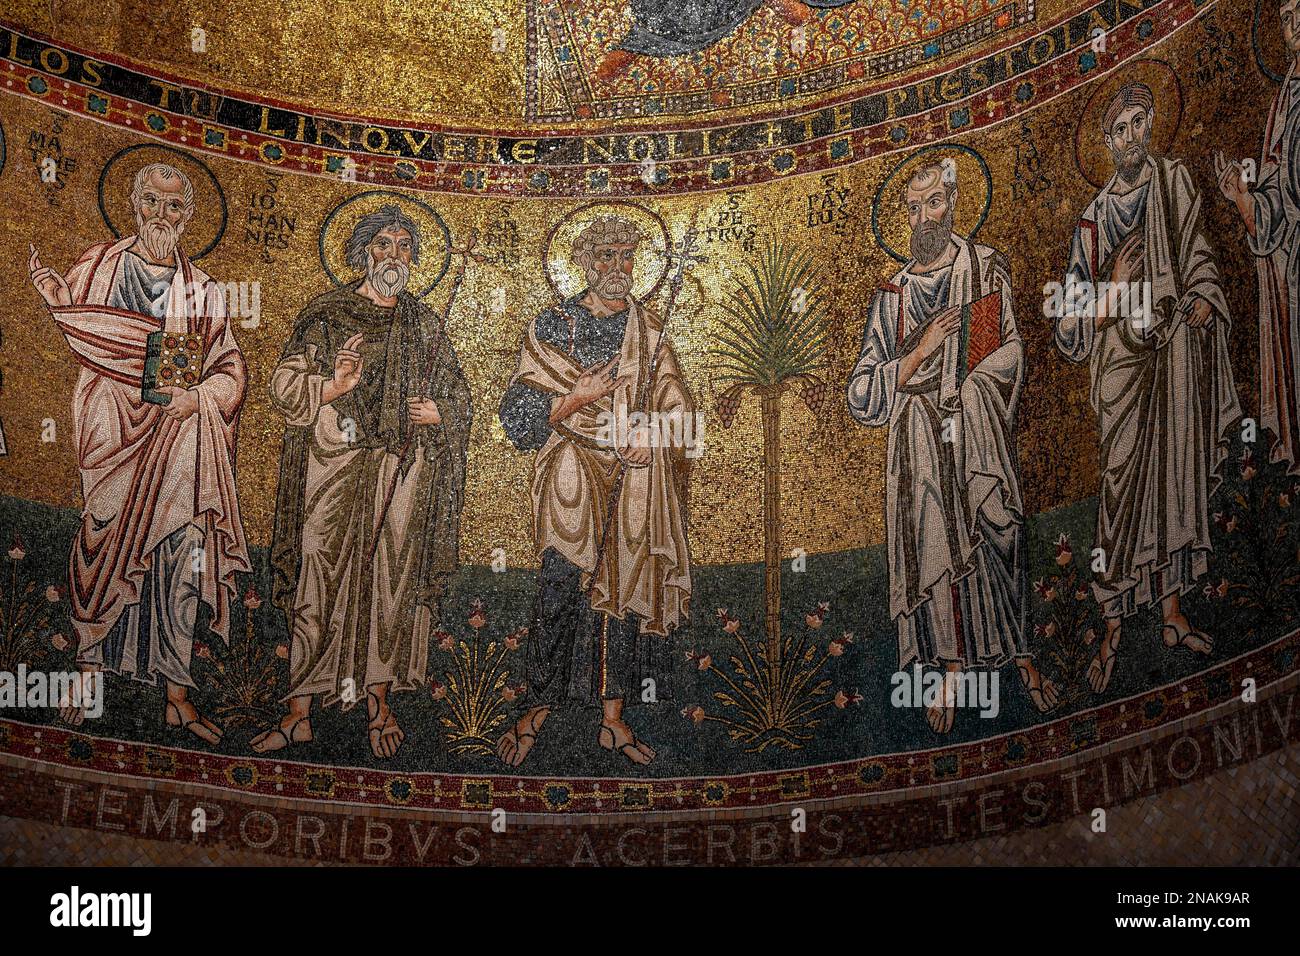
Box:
[1042, 620, 1058, 638]
[681, 704, 706, 725]
[436, 631, 455, 652]
[805, 602, 829, 629]
[501, 682, 527, 702]
[829, 632, 855, 656]
[1241, 450, 1257, 481]
[1280, 490, 1292, 509]
[834, 689, 863, 709]
[686, 650, 712, 671]
[1054, 533, 1072, 567]
[243, 586, 263, 609]
[275, 644, 289, 660]
[468, 598, 487, 630]
[716, 608, 741, 633]
[504, 629, 524, 651]
[8, 535, 25, 562]
[50, 633, 69, 651]
[1084, 627, 1098, 646]
[45, 585, 61, 603]
[429, 679, 447, 701]
[195, 641, 211, 660]
[1074, 585, 1089, 602]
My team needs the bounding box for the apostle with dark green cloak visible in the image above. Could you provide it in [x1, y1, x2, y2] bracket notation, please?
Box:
[252, 203, 472, 760]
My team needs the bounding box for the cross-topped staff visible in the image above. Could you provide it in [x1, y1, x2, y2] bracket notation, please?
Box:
[585, 222, 707, 600]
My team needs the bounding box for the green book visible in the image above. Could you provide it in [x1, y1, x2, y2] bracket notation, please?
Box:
[142, 330, 205, 406]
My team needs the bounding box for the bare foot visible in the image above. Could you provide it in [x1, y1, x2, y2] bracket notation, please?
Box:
[1016, 657, 1060, 713]
[1162, 614, 1213, 655]
[925, 666, 960, 734]
[497, 706, 549, 767]
[598, 718, 655, 765]
[58, 667, 99, 727]
[249, 715, 313, 753]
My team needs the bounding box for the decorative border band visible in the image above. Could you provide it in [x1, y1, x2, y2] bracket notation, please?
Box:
[1, 627, 1293, 817]
[0, 0, 1204, 198]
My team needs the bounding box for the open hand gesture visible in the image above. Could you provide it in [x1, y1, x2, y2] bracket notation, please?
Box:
[1213, 151, 1249, 203]
[29, 244, 71, 308]
[573, 354, 625, 406]
[323, 333, 365, 404]
[1110, 233, 1144, 285]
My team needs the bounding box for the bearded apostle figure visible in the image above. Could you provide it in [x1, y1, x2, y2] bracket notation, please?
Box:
[847, 155, 1054, 734]
[496, 215, 694, 767]
[28, 161, 250, 742]
[1217, 0, 1300, 476]
[1054, 82, 1241, 693]
[254, 203, 472, 760]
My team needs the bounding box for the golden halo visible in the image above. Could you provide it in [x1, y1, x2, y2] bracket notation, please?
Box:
[1073, 59, 1184, 190]
[97, 144, 226, 260]
[871, 144, 993, 264]
[1254, 0, 1293, 82]
[543, 201, 670, 302]
[318, 190, 451, 298]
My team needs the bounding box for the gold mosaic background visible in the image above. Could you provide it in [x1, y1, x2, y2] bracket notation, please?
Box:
[0, 1, 1274, 566]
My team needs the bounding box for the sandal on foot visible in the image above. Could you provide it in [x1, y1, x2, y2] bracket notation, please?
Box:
[1017, 661, 1060, 713]
[1162, 623, 1213, 655]
[1087, 627, 1122, 694]
[497, 708, 548, 767]
[165, 702, 223, 745]
[598, 724, 654, 765]
[249, 717, 312, 753]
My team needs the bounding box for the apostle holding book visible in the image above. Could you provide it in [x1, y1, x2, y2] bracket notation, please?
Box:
[848, 155, 1055, 734]
[27, 161, 250, 742]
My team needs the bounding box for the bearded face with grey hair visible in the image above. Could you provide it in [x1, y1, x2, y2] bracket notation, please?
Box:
[572, 216, 642, 303]
[131, 163, 195, 264]
[345, 203, 423, 300]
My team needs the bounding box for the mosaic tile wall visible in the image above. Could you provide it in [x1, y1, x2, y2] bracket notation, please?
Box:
[0, 0, 1296, 865]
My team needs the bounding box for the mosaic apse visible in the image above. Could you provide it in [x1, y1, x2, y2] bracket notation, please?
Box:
[0, 0, 1297, 867]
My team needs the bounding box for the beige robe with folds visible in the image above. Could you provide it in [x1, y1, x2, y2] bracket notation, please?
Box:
[1056, 156, 1242, 617]
[268, 288, 470, 707]
[848, 238, 1028, 668]
[50, 237, 250, 659]
[507, 299, 692, 636]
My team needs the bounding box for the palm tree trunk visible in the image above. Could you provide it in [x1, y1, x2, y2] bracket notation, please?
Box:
[760, 386, 782, 675]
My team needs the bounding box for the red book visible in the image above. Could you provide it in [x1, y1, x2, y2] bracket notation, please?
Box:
[959, 289, 1002, 382]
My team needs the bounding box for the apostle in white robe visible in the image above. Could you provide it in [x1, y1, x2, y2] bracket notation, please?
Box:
[1056, 83, 1241, 694]
[28, 162, 250, 743]
[848, 157, 1056, 734]
[1217, 0, 1300, 475]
